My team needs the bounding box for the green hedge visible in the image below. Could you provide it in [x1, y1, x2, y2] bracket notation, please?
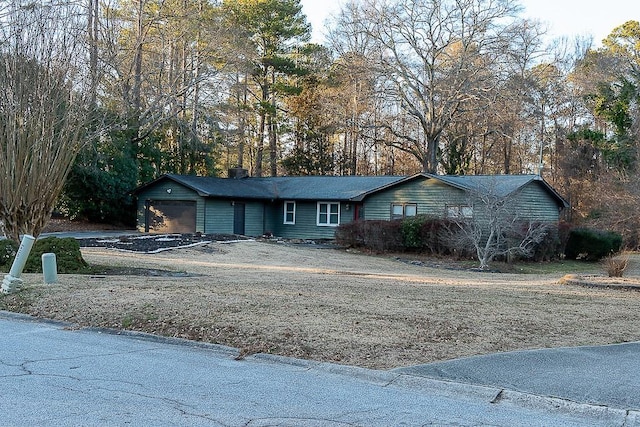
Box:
[0, 237, 89, 274]
[564, 228, 622, 261]
[400, 215, 456, 254]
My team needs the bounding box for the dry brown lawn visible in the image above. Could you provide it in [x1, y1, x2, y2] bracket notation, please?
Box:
[3, 240, 640, 369]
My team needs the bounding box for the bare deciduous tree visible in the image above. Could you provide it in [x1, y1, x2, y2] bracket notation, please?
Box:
[0, 1, 90, 242]
[443, 182, 550, 269]
[347, 0, 523, 173]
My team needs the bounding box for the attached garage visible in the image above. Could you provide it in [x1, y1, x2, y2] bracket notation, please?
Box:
[144, 200, 196, 233]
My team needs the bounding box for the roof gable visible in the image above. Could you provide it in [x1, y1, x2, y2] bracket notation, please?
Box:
[423, 174, 569, 208]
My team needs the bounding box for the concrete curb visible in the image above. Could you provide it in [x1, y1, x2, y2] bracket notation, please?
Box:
[0, 310, 75, 328]
[251, 350, 639, 425]
[560, 274, 640, 291]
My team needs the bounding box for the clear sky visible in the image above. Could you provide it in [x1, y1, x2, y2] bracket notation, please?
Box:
[300, 0, 640, 46]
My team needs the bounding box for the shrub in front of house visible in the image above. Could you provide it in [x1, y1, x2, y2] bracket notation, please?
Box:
[362, 220, 404, 252]
[401, 216, 426, 249]
[336, 220, 403, 252]
[335, 221, 364, 247]
[557, 220, 572, 255]
[564, 228, 622, 261]
[527, 223, 562, 261]
[0, 237, 89, 274]
[401, 216, 456, 255]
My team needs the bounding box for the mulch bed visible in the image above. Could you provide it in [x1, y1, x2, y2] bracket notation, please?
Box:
[77, 233, 249, 253]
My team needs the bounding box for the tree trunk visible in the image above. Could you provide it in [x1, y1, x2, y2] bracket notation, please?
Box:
[236, 71, 248, 168]
[268, 111, 277, 176]
[255, 110, 265, 177]
[269, 71, 278, 176]
[424, 137, 439, 174]
[88, 0, 99, 108]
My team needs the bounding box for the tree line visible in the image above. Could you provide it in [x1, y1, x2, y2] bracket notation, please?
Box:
[1, 0, 640, 245]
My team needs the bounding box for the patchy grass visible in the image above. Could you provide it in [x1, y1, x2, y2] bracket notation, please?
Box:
[392, 251, 603, 275]
[493, 259, 604, 275]
[1, 243, 638, 369]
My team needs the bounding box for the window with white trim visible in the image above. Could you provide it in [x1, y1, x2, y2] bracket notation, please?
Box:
[446, 204, 473, 219]
[317, 202, 340, 226]
[283, 201, 296, 224]
[391, 203, 418, 220]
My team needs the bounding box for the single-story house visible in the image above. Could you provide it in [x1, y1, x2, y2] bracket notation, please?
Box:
[131, 169, 569, 239]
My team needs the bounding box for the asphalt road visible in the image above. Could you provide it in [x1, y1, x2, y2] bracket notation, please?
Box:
[1, 311, 638, 426]
[396, 342, 640, 411]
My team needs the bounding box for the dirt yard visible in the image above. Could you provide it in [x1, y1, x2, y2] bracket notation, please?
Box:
[3, 240, 640, 369]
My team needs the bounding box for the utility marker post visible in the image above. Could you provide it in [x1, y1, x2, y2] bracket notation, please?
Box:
[42, 253, 58, 284]
[2, 235, 36, 294]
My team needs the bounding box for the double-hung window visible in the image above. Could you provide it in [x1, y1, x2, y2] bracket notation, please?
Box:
[391, 203, 418, 220]
[317, 202, 340, 226]
[446, 205, 473, 219]
[283, 201, 296, 224]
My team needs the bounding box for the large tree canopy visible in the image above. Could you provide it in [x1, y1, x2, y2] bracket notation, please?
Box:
[341, 0, 523, 173]
[223, 0, 310, 176]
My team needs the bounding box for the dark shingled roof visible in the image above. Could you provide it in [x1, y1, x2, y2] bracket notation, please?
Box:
[161, 174, 275, 199]
[137, 174, 407, 201]
[429, 174, 539, 196]
[426, 174, 569, 207]
[133, 173, 568, 207]
[266, 176, 408, 201]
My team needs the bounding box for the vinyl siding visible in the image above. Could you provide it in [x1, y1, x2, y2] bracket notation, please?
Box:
[510, 182, 561, 222]
[136, 180, 204, 232]
[363, 178, 561, 223]
[244, 201, 265, 236]
[263, 201, 279, 236]
[271, 201, 355, 239]
[203, 200, 234, 234]
[363, 178, 467, 220]
[201, 199, 265, 236]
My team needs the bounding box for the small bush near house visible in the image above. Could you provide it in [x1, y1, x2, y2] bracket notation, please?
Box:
[335, 221, 364, 247]
[557, 221, 573, 255]
[361, 220, 404, 252]
[0, 237, 89, 274]
[564, 228, 622, 261]
[530, 224, 561, 261]
[401, 216, 456, 255]
[335, 220, 403, 252]
[400, 216, 424, 249]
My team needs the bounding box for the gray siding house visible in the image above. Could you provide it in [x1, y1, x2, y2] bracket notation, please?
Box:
[131, 171, 568, 239]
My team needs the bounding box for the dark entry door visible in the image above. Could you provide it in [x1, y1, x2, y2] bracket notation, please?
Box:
[233, 203, 245, 235]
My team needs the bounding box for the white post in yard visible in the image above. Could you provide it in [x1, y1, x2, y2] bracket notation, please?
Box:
[2, 235, 36, 294]
[42, 253, 58, 284]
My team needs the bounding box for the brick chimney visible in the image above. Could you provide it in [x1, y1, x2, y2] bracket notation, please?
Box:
[228, 167, 249, 179]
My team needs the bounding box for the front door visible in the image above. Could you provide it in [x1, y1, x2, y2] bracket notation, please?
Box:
[233, 203, 245, 235]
